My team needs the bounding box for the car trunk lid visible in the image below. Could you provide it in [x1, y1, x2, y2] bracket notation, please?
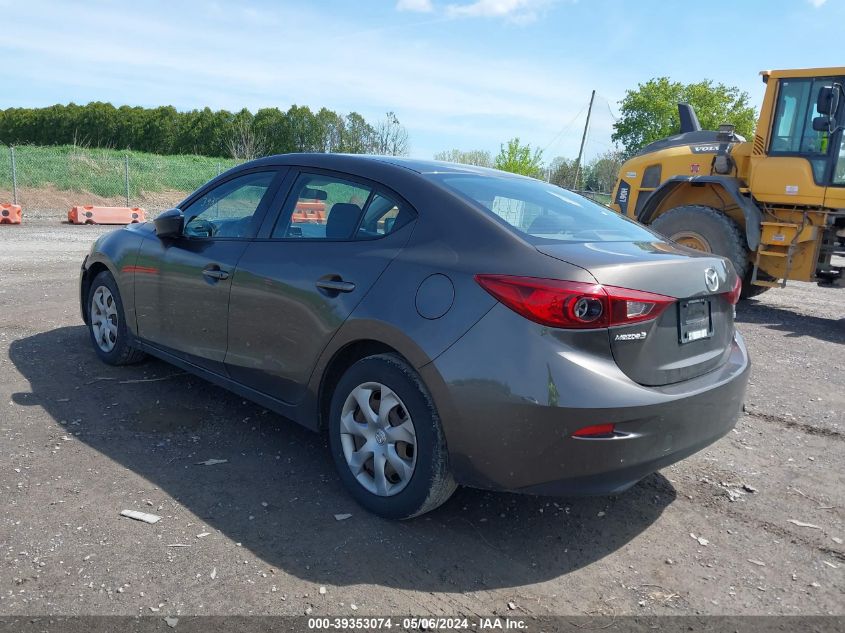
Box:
[537, 240, 736, 386]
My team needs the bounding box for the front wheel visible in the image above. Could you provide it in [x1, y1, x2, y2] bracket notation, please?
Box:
[87, 270, 146, 365]
[328, 354, 456, 519]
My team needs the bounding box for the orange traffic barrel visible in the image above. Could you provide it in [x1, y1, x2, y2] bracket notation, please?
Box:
[291, 200, 326, 224]
[0, 203, 22, 224]
[67, 206, 146, 225]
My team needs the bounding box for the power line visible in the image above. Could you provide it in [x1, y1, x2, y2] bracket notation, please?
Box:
[586, 136, 613, 149]
[596, 93, 619, 123]
[541, 103, 588, 154]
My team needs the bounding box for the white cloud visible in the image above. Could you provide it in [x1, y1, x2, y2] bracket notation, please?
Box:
[1, 0, 615, 161]
[807, 0, 827, 6]
[396, 0, 435, 12]
[445, 0, 554, 23]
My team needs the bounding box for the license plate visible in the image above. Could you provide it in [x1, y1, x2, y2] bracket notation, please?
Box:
[679, 298, 713, 344]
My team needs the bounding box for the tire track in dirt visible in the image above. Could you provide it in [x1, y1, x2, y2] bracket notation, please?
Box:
[743, 410, 843, 440]
[680, 463, 844, 563]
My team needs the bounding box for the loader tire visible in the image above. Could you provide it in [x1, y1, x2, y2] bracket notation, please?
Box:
[741, 272, 772, 299]
[650, 205, 763, 298]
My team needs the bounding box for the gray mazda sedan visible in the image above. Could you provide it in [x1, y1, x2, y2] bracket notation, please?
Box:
[80, 154, 749, 519]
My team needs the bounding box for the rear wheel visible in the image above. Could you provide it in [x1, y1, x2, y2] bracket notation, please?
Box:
[87, 271, 146, 365]
[650, 205, 767, 299]
[328, 354, 456, 519]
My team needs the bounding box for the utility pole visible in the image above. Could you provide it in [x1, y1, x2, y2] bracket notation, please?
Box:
[572, 89, 595, 191]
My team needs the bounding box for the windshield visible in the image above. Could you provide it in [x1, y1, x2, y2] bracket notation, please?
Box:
[437, 174, 658, 243]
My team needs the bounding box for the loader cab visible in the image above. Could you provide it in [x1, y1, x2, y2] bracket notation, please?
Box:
[751, 70, 845, 207]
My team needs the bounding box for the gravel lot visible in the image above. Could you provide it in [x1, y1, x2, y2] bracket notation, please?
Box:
[1, 219, 843, 618]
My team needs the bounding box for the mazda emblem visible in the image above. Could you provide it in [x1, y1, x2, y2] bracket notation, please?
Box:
[704, 268, 719, 292]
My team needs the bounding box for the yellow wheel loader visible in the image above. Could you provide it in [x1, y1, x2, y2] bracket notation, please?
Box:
[610, 67, 845, 297]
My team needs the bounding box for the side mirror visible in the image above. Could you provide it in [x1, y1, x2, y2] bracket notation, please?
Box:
[154, 208, 184, 238]
[817, 86, 840, 116]
[813, 115, 831, 132]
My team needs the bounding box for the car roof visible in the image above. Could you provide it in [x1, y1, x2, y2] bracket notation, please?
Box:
[245, 153, 531, 179]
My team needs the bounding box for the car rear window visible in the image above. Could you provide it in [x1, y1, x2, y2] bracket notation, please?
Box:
[437, 175, 657, 243]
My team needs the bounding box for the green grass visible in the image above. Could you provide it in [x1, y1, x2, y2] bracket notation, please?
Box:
[0, 144, 242, 198]
[588, 192, 612, 206]
[571, 190, 612, 206]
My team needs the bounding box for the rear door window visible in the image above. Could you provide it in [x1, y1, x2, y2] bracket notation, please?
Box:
[356, 193, 415, 239]
[272, 173, 372, 240]
[271, 172, 416, 240]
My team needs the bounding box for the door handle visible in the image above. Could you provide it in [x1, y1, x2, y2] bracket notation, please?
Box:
[316, 279, 356, 293]
[202, 267, 230, 281]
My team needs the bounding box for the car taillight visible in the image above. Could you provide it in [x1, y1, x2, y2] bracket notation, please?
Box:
[724, 275, 742, 305]
[474, 275, 675, 329]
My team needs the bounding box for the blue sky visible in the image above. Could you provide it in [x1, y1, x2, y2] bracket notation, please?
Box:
[2, 0, 842, 161]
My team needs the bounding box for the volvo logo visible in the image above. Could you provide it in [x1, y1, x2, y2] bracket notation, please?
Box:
[704, 268, 719, 292]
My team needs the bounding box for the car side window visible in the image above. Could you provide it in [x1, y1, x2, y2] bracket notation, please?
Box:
[272, 174, 373, 240]
[356, 193, 414, 239]
[183, 171, 276, 239]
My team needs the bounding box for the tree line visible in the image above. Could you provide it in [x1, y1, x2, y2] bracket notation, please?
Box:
[435, 76, 756, 192]
[435, 144, 624, 193]
[2, 76, 755, 189]
[0, 102, 409, 159]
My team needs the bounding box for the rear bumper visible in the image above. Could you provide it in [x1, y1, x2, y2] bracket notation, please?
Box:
[514, 374, 745, 496]
[422, 304, 750, 495]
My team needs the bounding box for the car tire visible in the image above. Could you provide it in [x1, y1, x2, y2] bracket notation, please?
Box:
[86, 270, 146, 366]
[650, 205, 760, 297]
[328, 353, 456, 520]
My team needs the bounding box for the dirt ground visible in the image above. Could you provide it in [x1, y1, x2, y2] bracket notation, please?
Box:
[0, 218, 842, 619]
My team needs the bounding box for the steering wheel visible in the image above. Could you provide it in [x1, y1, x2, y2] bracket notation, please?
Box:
[185, 217, 217, 238]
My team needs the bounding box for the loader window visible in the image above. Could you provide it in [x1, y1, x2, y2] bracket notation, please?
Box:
[771, 80, 809, 153]
[833, 139, 845, 185]
[770, 78, 835, 183]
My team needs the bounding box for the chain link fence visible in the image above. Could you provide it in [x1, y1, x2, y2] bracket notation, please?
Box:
[0, 144, 243, 218]
[0, 144, 615, 218]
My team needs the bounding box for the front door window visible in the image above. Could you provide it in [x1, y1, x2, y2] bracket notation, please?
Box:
[183, 171, 276, 238]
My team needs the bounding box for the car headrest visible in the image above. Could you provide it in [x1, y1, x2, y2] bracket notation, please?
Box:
[326, 203, 362, 239]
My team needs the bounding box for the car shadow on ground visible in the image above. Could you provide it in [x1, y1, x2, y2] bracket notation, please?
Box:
[736, 300, 845, 344]
[10, 326, 676, 592]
